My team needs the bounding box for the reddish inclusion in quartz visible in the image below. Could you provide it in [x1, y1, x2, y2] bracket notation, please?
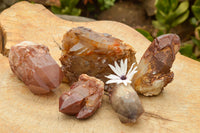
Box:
[9, 41, 63, 94]
[59, 74, 104, 119]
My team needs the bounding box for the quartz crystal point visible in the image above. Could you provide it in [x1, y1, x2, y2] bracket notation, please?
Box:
[59, 74, 104, 119]
[110, 84, 144, 123]
[133, 34, 181, 96]
[9, 41, 63, 94]
[60, 27, 137, 90]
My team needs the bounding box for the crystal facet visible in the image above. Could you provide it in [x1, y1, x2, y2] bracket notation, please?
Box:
[60, 27, 137, 90]
[133, 34, 181, 96]
[59, 74, 104, 119]
[9, 41, 63, 94]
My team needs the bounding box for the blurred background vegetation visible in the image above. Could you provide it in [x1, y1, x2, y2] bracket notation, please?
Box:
[50, 0, 116, 16]
[0, 0, 200, 61]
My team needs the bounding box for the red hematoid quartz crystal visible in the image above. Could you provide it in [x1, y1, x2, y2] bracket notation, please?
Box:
[59, 74, 104, 119]
[9, 41, 63, 94]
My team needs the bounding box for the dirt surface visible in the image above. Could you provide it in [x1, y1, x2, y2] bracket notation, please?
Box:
[98, 1, 153, 30]
[171, 21, 194, 42]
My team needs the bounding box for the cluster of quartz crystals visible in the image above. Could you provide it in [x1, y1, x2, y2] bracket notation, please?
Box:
[9, 41, 63, 94]
[7, 28, 180, 123]
[59, 27, 144, 122]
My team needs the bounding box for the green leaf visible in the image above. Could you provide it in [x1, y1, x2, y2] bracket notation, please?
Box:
[136, 29, 154, 42]
[174, 0, 189, 17]
[192, 36, 200, 48]
[61, 6, 70, 14]
[155, 0, 170, 14]
[191, 0, 200, 20]
[98, 0, 116, 11]
[51, 6, 62, 14]
[171, 10, 189, 27]
[152, 20, 167, 31]
[51, 0, 81, 15]
[71, 8, 81, 16]
[156, 10, 167, 24]
[192, 5, 200, 20]
[180, 44, 197, 60]
[166, 0, 189, 24]
[180, 44, 193, 56]
[156, 30, 164, 37]
[104, 0, 115, 9]
[170, 0, 178, 11]
[69, 0, 80, 9]
[190, 17, 198, 26]
[153, 0, 190, 33]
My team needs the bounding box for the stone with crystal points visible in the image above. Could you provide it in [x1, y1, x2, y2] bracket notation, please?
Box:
[59, 74, 104, 119]
[133, 34, 181, 96]
[9, 41, 63, 94]
[60, 27, 137, 91]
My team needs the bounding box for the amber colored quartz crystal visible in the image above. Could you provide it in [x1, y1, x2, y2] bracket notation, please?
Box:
[9, 41, 63, 94]
[133, 34, 181, 96]
[59, 74, 104, 119]
[60, 27, 137, 90]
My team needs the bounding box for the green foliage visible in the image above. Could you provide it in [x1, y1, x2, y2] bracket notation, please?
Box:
[156, 30, 164, 36]
[136, 29, 154, 42]
[190, 0, 200, 28]
[179, 44, 200, 61]
[190, 17, 199, 27]
[153, 0, 189, 33]
[51, 0, 81, 16]
[50, 0, 116, 16]
[135, 28, 166, 42]
[192, 36, 200, 48]
[181, 0, 200, 61]
[191, 0, 200, 40]
[97, 0, 116, 10]
[192, 0, 200, 20]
